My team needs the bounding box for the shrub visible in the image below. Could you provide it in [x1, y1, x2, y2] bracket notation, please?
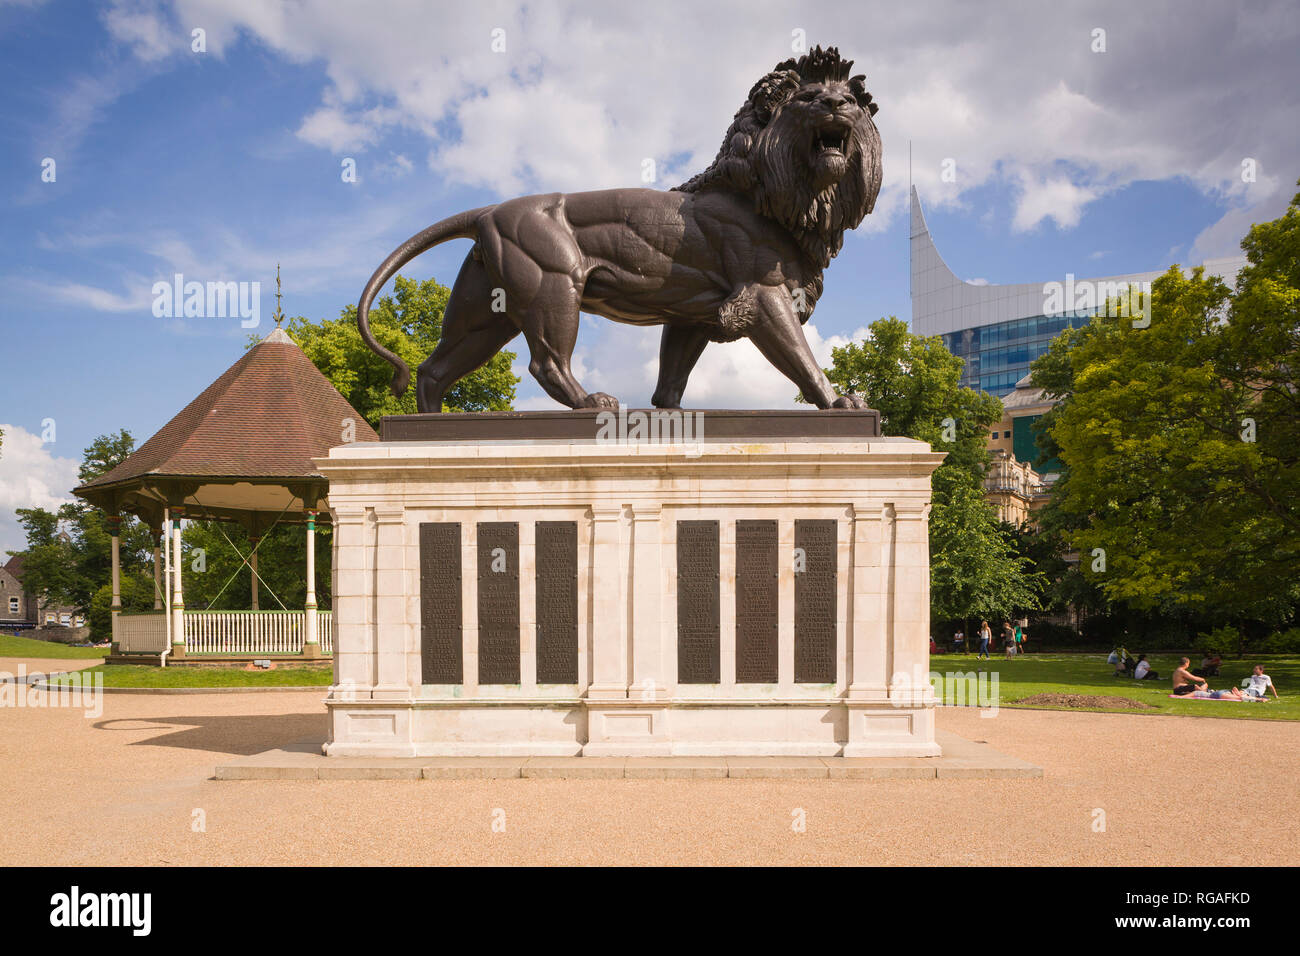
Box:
[1024, 620, 1081, 648]
[1262, 627, 1300, 654]
[88, 573, 156, 642]
[1198, 625, 1242, 658]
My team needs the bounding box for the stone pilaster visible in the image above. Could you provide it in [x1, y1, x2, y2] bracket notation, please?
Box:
[371, 507, 410, 700]
[586, 506, 627, 700]
[846, 503, 889, 702]
[628, 506, 666, 700]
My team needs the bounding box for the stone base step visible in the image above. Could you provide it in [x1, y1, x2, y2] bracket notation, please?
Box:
[215, 730, 1041, 781]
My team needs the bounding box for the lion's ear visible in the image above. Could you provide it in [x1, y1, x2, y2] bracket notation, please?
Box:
[748, 70, 800, 123]
[849, 74, 879, 116]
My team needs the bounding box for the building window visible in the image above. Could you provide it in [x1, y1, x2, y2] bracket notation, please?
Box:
[8, 597, 19, 613]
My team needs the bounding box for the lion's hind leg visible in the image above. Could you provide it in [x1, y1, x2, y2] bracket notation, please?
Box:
[516, 275, 618, 410]
[415, 251, 520, 413]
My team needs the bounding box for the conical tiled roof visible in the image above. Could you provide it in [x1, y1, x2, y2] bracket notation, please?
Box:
[77, 328, 378, 495]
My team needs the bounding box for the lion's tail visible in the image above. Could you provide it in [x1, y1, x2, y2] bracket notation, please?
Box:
[357, 207, 491, 397]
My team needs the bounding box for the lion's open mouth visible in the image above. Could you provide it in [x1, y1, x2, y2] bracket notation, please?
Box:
[813, 128, 849, 155]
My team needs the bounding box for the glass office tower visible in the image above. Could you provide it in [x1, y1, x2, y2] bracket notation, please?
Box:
[909, 186, 1246, 399]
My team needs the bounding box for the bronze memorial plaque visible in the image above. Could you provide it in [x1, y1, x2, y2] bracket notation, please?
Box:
[477, 522, 520, 684]
[794, 519, 837, 683]
[735, 519, 779, 683]
[419, 522, 462, 684]
[677, 520, 720, 684]
[535, 521, 578, 684]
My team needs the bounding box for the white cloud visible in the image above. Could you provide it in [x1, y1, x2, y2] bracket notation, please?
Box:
[540, 321, 874, 410]
[6, 277, 153, 313]
[1012, 174, 1102, 231]
[0, 425, 80, 557]
[103, 1, 178, 61]
[84, 0, 1293, 248]
[1187, 188, 1293, 264]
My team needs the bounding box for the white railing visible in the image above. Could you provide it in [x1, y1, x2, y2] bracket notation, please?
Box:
[116, 610, 335, 656]
[318, 610, 334, 655]
[116, 612, 169, 653]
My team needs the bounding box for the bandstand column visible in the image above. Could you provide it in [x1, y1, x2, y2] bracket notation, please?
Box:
[151, 528, 163, 611]
[108, 515, 121, 651]
[170, 510, 186, 659]
[249, 535, 260, 612]
[302, 510, 320, 658]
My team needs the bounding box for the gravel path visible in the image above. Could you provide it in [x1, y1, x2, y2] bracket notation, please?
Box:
[1, 688, 1295, 866]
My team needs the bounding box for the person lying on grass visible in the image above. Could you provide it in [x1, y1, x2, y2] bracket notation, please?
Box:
[1171, 657, 1208, 696]
[1189, 687, 1246, 700]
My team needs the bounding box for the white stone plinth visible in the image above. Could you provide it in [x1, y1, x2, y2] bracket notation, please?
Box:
[317, 434, 944, 758]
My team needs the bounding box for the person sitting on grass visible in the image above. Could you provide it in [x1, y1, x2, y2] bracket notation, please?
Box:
[1171, 657, 1207, 696]
[1243, 664, 1279, 701]
[1193, 652, 1223, 678]
[1133, 654, 1158, 681]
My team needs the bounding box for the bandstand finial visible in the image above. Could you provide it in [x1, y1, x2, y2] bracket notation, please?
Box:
[272, 263, 285, 328]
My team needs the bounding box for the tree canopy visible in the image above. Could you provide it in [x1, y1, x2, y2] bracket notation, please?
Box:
[1031, 182, 1300, 627]
[12, 430, 156, 638]
[823, 317, 1040, 624]
[275, 274, 518, 429]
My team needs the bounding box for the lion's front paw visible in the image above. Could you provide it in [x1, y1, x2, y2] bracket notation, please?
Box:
[579, 392, 620, 410]
[831, 393, 869, 410]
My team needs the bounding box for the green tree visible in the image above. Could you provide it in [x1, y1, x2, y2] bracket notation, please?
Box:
[180, 520, 331, 612]
[822, 317, 1040, 626]
[275, 275, 519, 429]
[1032, 183, 1300, 627]
[11, 431, 155, 638]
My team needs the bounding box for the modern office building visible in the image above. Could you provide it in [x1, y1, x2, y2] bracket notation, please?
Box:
[909, 186, 1247, 399]
[911, 184, 1247, 530]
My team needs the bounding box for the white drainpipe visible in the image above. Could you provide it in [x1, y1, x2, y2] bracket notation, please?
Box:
[159, 508, 171, 668]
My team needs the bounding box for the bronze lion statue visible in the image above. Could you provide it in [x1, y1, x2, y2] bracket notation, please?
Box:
[357, 45, 881, 412]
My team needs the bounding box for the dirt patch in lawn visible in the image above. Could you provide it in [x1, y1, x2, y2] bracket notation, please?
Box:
[1016, 693, 1156, 710]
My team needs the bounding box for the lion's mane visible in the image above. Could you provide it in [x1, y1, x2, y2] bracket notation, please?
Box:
[675, 46, 883, 281]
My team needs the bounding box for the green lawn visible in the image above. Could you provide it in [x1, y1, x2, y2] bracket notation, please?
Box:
[931, 652, 1300, 720]
[0, 632, 108, 659]
[48, 664, 334, 688]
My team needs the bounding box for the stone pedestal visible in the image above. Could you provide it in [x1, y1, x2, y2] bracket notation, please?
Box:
[317, 411, 943, 758]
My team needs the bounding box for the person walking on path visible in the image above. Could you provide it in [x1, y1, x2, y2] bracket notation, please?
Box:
[976, 620, 991, 660]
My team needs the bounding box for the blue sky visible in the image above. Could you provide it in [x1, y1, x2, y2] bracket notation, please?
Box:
[1, 0, 1296, 555]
